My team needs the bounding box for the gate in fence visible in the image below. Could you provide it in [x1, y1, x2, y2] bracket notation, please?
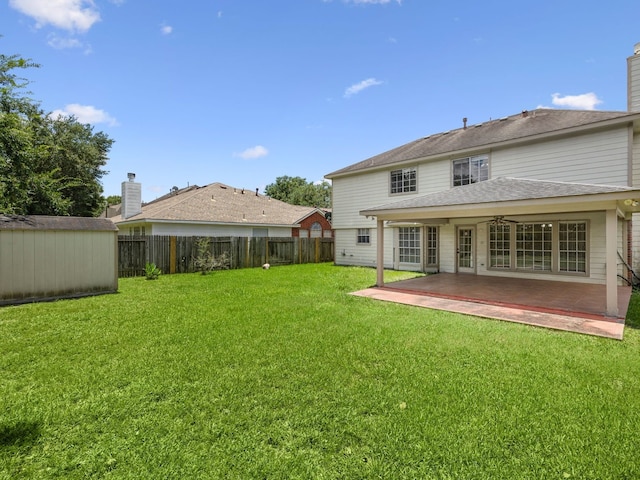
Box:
[117, 236, 334, 277]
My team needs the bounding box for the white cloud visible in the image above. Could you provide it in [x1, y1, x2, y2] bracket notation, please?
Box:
[46, 32, 92, 53]
[234, 145, 269, 160]
[344, 78, 383, 98]
[217, 11, 223, 19]
[160, 24, 173, 35]
[50, 104, 119, 126]
[47, 34, 82, 49]
[551, 92, 603, 110]
[9, 0, 101, 33]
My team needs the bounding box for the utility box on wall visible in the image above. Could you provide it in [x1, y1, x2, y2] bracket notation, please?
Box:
[0, 216, 119, 305]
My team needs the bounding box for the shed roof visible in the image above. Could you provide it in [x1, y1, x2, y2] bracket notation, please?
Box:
[327, 109, 638, 177]
[0, 215, 119, 231]
[111, 182, 323, 226]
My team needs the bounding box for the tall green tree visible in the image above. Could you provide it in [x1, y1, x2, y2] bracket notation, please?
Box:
[0, 46, 113, 216]
[264, 175, 331, 208]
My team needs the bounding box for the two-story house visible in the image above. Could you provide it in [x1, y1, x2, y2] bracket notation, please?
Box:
[326, 43, 640, 318]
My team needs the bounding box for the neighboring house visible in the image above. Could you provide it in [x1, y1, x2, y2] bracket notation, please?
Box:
[110, 174, 333, 238]
[325, 43, 640, 317]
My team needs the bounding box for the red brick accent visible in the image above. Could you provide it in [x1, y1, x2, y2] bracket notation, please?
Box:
[292, 211, 333, 238]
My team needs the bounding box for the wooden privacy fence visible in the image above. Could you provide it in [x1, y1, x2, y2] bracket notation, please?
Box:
[118, 236, 334, 277]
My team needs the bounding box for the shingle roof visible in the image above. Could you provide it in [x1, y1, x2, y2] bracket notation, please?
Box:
[0, 215, 119, 231]
[362, 177, 638, 213]
[111, 182, 320, 226]
[327, 109, 637, 177]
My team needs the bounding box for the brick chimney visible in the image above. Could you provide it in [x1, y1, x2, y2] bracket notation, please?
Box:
[121, 173, 142, 219]
[628, 42, 640, 112]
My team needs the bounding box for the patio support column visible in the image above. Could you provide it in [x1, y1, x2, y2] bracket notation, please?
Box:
[376, 218, 384, 287]
[605, 208, 619, 317]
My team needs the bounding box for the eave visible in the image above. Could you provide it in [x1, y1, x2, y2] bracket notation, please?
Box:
[361, 191, 640, 223]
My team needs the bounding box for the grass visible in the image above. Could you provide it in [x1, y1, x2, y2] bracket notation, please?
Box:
[1, 263, 640, 479]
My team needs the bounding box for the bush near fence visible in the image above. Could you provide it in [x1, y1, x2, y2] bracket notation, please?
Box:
[118, 236, 334, 277]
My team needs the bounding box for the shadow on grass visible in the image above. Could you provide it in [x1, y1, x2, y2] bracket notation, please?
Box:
[625, 290, 640, 330]
[0, 421, 41, 448]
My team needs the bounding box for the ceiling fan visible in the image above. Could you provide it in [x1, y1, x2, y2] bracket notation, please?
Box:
[478, 215, 519, 225]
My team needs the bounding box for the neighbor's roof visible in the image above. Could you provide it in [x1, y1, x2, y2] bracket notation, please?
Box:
[111, 182, 322, 226]
[0, 215, 119, 231]
[361, 177, 640, 214]
[327, 109, 639, 178]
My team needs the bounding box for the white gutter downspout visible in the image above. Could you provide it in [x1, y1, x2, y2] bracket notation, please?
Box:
[606, 209, 619, 317]
[376, 218, 385, 287]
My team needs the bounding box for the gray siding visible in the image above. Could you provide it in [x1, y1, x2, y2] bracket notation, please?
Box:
[0, 229, 118, 304]
[491, 128, 630, 185]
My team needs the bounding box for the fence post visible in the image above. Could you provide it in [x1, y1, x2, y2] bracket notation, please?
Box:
[170, 236, 177, 274]
[315, 237, 320, 263]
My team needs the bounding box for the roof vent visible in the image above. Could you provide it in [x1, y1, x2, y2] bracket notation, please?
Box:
[463, 117, 468, 129]
[521, 110, 529, 118]
[635, 42, 640, 55]
[127, 172, 136, 182]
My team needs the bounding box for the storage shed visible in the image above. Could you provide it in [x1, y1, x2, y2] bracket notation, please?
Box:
[0, 215, 119, 305]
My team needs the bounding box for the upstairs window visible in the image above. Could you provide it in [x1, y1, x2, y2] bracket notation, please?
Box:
[390, 167, 417, 194]
[453, 155, 488, 187]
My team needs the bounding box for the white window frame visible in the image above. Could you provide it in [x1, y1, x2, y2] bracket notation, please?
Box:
[390, 167, 417, 195]
[453, 155, 489, 187]
[310, 222, 322, 238]
[559, 221, 588, 273]
[489, 224, 511, 269]
[487, 221, 588, 276]
[426, 226, 438, 266]
[356, 228, 370, 245]
[398, 227, 421, 264]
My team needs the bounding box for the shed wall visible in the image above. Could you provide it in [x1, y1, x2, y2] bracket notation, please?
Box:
[0, 229, 118, 304]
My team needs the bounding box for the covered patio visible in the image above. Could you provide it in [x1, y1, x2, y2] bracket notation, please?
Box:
[359, 178, 640, 326]
[352, 273, 631, 340]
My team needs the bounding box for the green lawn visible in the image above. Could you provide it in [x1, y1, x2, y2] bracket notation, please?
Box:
[1, 264, 639, 479]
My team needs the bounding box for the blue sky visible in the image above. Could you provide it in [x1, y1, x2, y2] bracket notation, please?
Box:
[2, 0, 639, 200]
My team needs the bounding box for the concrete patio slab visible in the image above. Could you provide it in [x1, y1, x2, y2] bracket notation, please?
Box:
[351, 275, 628, 340]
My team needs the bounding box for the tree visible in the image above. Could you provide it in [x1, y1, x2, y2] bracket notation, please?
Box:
[264, 176, 331, 208]
[105, 195, 121, 206]
[0, 45, 114, 216]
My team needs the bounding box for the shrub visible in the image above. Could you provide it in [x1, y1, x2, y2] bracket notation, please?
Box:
[145, 262, 161, 280]
[193, 237, 231, 275]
